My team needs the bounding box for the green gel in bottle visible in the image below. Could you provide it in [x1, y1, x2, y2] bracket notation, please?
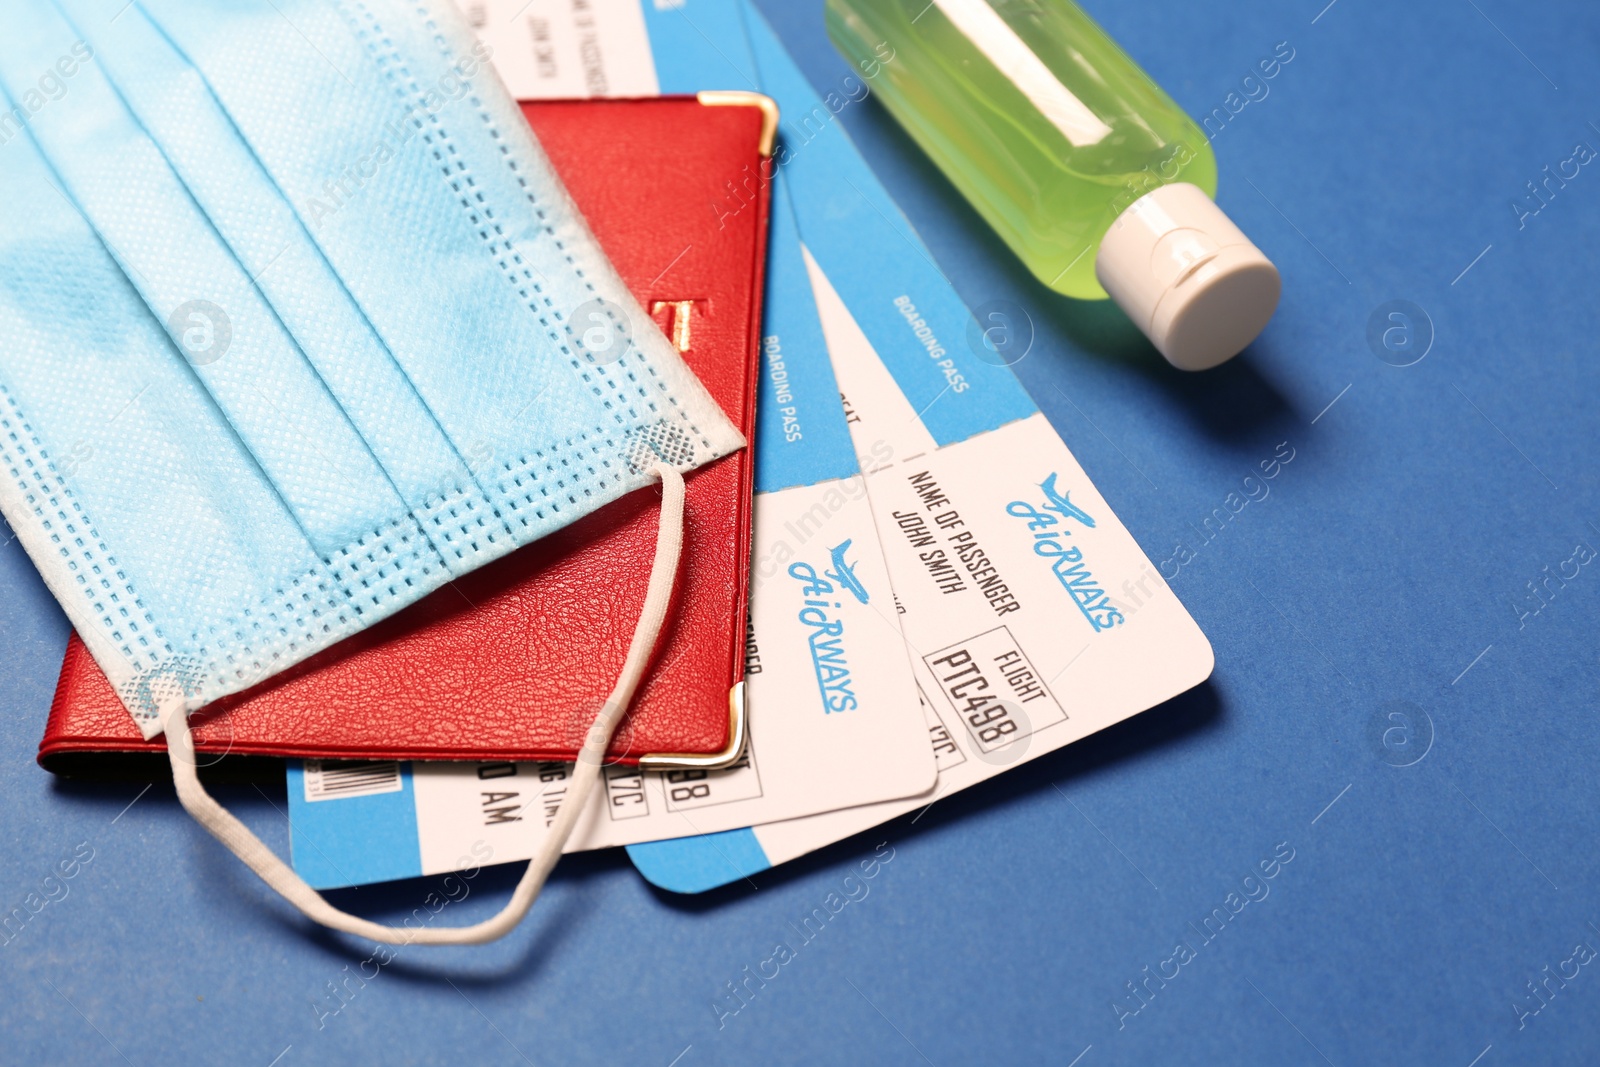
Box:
[826, 0, 1279, 369]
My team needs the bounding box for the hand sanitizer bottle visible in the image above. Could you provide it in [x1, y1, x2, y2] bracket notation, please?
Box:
[826, 0, 1280, 369]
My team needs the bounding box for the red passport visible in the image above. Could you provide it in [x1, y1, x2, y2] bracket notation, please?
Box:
[38, 94, 775, 778]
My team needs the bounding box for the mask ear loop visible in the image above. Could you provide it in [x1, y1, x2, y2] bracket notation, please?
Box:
[162, 463, 686, 945]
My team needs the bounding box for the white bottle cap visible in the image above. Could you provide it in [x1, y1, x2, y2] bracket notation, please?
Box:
[1094, 182, 1280, 371]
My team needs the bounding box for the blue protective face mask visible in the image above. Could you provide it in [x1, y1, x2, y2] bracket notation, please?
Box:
[0, 0, 741, 941]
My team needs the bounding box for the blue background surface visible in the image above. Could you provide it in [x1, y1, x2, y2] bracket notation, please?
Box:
[3, 0, 1598, 1063]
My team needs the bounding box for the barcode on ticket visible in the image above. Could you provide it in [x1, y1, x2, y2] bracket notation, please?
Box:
[302, 760, 404, 802]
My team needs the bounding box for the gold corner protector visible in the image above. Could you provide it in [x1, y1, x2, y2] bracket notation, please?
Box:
[638, 681, 748, 771]
[696, 90, 778, 157]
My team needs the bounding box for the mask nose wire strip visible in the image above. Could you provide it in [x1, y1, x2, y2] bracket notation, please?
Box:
[162, 463, 687, 945]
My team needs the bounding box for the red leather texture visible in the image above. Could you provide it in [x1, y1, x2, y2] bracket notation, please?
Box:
[38, 96, 771, 775]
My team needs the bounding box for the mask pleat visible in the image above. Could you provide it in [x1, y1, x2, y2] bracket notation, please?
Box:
[139, 0, 624, 531]
[0, 131, 357, 731]
[0, 0, 420, 561]
[55, 0, 518, 576]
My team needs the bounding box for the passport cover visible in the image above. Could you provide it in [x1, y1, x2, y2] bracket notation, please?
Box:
[38, 94, 774, 778]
